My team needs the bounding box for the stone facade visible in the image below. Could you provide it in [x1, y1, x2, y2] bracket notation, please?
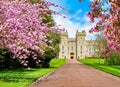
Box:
[59, 30, 98, 59]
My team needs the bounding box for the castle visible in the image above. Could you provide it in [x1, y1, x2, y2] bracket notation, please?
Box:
[59, 30, 98, 59]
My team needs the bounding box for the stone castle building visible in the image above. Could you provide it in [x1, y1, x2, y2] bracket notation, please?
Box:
[59, 30, 98, 59]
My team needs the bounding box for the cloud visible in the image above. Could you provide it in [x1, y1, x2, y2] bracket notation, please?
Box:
[89, 0, 93, 2]
[53, 10, 97, 40]
[76, 9, 82, 15]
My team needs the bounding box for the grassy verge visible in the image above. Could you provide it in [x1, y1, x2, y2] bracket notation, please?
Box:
[0, 59, 67, 87]
[78, 59, 120, 77]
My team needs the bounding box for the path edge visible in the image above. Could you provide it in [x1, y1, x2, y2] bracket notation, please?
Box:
[29, 59, 68, 87]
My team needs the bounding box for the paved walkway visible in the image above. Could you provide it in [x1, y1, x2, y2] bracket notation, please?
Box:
[30, 59, 120, 87]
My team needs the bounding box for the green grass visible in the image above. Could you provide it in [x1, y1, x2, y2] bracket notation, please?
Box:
[78, 59, 120, 77]
[0, 59, 67, 87]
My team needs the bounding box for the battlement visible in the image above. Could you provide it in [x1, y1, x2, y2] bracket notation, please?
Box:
[61, 30, 86, 38]
[76, 30, 86, 36]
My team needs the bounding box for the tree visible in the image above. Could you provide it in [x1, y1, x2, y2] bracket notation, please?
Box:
[0, 0, 63, 66]
[95, 32, 120, 65]
[95, 32, 107, 57]
[87, 0, 120, 56]
[35, 31, 61, 68]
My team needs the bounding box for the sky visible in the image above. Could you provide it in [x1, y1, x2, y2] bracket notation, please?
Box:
[46, 0, 96, 39]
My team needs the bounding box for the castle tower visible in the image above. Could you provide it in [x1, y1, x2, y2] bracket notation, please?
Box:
[59, 31, 68, 58]
[76, 30, 86, 58]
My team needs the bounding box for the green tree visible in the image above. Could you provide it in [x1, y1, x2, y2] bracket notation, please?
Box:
[95, 32, 107, 57]
[36, 31, 60, 68]
[95, 32, 120, 65]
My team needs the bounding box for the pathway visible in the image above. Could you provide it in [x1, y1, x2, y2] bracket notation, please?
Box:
[30, 59, 120, 87]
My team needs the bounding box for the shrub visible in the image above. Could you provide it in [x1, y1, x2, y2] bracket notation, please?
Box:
[106, 51, 120, 65]
[0, 47, 23, 70]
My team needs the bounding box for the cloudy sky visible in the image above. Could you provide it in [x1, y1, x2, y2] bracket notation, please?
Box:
[46, 0, 97, 39]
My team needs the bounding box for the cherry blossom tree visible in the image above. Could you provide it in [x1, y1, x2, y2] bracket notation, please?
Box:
[0, 0, 63, 66]
[87, 0, 120, 56]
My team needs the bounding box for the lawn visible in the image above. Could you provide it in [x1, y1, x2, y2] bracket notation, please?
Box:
[0, 59, 67, 87]
[78, 59, 120, 77]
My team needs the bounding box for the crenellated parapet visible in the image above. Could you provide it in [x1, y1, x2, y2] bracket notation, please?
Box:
[76, 30, 86, 36]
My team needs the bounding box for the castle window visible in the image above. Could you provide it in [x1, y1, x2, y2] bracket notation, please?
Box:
[71, 46, 73, 50]
[80, 46, 82, 50]
[62, 46, 64, 50]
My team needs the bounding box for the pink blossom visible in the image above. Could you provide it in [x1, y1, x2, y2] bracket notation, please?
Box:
[93, 28, 99, 32]
[88, 0, 120, 53]
[0, 0, 63, 65]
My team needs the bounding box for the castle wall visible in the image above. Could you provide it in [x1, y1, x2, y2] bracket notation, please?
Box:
[67, 39, 76, 59]
[59, 31, 98, 59]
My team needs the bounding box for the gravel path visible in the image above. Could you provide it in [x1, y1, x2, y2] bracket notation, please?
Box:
[30, 59, 120, 87]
